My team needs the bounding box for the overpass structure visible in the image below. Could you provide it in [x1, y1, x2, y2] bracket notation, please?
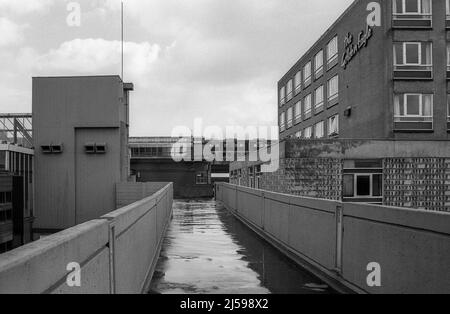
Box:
[215, 183, 450, 294]
[0, 181, 449, 294]
[0, 183, 173, 294]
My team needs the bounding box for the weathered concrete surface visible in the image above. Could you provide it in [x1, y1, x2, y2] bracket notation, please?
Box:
[150, 200, 334, 294]
[216, 183, 450, 294]
[0, 183, 173, 294]
[115, 182, 170, 208]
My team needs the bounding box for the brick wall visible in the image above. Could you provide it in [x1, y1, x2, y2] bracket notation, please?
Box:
[384, 158, 450, 212]
[231, 157, 450, 212]
[232, 158, 342, 201]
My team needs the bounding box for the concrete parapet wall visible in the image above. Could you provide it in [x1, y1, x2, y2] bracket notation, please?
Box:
[0, 183, 173, 294]
[216, 183, 450, 294]
[116, 182, 170, 208]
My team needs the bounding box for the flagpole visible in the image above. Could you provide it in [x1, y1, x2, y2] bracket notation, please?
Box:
[121, 0, 124, 80]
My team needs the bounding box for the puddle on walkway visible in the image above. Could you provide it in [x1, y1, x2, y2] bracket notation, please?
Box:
[149, 199, 336, 294]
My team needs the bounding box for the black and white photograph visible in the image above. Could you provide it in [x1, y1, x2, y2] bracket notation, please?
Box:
[0, 0, 449, 301]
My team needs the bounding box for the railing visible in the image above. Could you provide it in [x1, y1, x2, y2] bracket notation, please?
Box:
[215, 183, 450, 294]
[0, 183, 173, 294]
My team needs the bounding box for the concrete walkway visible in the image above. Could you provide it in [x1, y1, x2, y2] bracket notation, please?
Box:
[149, 199, 335, 294]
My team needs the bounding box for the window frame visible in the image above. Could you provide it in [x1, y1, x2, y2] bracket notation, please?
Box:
[304, 126, 312, 139]
[287, 107, 293, 129]
[328, 114, 339, 137]
[314, 50, 324, 77]
[343, 173, 383, 198]
[327, 75, 339, 102]
[294, 71, 302, 95]
[294, 101, 302, 124]
[286, 79, 293, 102]
[394, 0, 432, 15]
[304, 94, 312, 119]
[314, 121, 325, 139]
[448, 94, 450, 122]
[327, 36, 338, 66]
[280, 112, 286, 131]
[303, 61, 312, 87]
[396, 93, 432, 118]
[279, 86, 286, 106]
[314, 85, 324, 113]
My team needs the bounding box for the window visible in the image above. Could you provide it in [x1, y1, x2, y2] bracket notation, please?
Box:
[280, 112, 286, 132]
[394, 93, 433, 131]
[295, 131, 302, 139]
[448, 95, 450, 123]
[196, 172, 208, 185]
[343, 174, 383, 198]
[315, 121, 324, 139]
[280, 86, 286, 106]
[393, 0, 431, 14]
[286, 80, 293, 102]
[314, 50, 324, 79]
[447, 44, 450, 73]
[327, 75, 339, 106]
[393, 0, 432, 28]
[394, 94, 432, 120]
[303, 61, 312, 88]
[394, 42, 432, 72]
[287, 107, 293, 129]
[294, 71, 302, 95]
[304, 94, 312, 119]
[327, 36, 338, 69]
[0, 151, 5, 171]
[447, 0, 450, 22]
[294, 101, 302, 124]
[304, 127, 312, 139]
[328, 115, 339, 137]
[394, 41, 432, 79]
[314, 86, 324, 113]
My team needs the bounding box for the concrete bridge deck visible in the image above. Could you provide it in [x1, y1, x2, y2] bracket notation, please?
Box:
[150, 200, 334, 294]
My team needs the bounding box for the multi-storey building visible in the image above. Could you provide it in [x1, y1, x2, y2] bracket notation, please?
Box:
[130, 137, 215, 198]
[0, 144, 34, 253]
[231, 0, 450, 212]
[278, 0, 450, 141]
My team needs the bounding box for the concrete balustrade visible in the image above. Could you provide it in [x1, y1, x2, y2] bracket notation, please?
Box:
[216, 183, 450, 294]
[0, 183, 173, 294]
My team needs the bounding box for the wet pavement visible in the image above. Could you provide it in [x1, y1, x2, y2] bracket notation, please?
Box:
[149, 199, 336, 294]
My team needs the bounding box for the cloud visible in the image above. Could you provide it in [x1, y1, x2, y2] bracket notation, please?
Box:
[32, 38, 161, 80]
[0, 18, 26, 47]
[0, 0, 54, 15]
[0, 0, 355, 137]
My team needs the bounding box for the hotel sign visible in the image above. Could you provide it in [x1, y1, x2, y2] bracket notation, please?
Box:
[341, 25, 373, 69]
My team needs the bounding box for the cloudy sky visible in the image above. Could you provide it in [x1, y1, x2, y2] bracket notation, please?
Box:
[0, 0, 353, 137]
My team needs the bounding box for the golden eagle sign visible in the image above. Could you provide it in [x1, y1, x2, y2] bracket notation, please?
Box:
[341, 25, 373, 69]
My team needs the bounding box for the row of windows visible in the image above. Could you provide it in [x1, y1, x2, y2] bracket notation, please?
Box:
[280, 76, 339, 130]
[280, 36, 338, 106]
[281, 92, 450, 136]
[283, 115, 340, 140]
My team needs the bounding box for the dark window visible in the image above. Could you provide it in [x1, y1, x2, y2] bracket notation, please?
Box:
[405, 0, 419, 13]
[373, 174, 383, 197]
[356, 175, 371, 196]
[343, 174, 354, 197]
